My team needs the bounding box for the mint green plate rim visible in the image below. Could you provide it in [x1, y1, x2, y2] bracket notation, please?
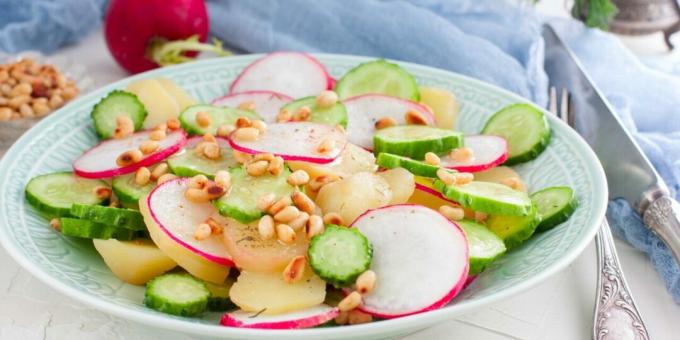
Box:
[0, 53, 607, 339]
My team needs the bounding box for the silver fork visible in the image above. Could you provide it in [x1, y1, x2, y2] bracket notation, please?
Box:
[548, 87, 650, 340]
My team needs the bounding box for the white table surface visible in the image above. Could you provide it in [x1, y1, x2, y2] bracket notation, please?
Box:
[2, 23, 680, 339]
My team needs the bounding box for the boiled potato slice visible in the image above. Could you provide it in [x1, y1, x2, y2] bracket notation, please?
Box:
[288, 143, 377, 180]
[93, 238, 177, 285]
[378, 167, 415, 204]
[316, 172, 392, 224]
[474, 166, 528, 192]
[222, 218, 308, 273]
[229, 269, 326, 315]
[157, 77, 197, 110]
[419, 87, 459, 129]
[127, 78, 181, 129]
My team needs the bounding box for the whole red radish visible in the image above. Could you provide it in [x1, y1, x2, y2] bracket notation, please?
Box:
[104, 0, 221, 74]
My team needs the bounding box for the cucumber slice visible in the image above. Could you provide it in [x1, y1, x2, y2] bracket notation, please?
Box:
[179, 104, 260, 136]
[308, 225, 373, 286]
[486, 204, 540, 249]
[59, 217, 136, 241]
[281, 96, 348, 128]
[373, 125, 463, 160]
[70, 204, 146, 231]
[376, 153, 440, 178]
[481, 103, 551, 165]
[91, 90, 147, 139]
[25, 172, 109, 217]
[335, 59, 420, 101]
[531, 186, 578, 232]
[213, 167, 295, 223]
[434, 181, 533, 216]
[205, 278, 236, 312]
[456, 220, 506, 274]
[112, 173, 155, 206]
[167, 138, 239, 178]
[144, 273, 209, 317]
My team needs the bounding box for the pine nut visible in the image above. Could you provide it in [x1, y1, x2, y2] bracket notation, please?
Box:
[10, 83, 31, 97]
[166, 118, 181, 130]
[205, 217, 223, 235]
[436, 168, 457, 186]
[203, 143, 221, 159]
[288, 212, 310, 231]
[116, 149, 143, 167]
[116, 115, 133, 129]
[194, 223, 212, 240]
[439, 205, 464, 221]
[93, 186, 112, 200]
[237, 100, 256, 111]
[277, 108, 292, 122]
[214, 170, 231, 189]
[139, 140, 160, 155]
[258, 215, 275, 239]
[216, 124, 235, 137]
[253, 153, 275, 162]
[235, 116, 252, 128]
[0, 107, 12, 121]
[305, 215, 325, 239]
[287, 170, 310, 186]
[251, 119, 267, 134]
[48, 95, 64, 109]
[203, 133, 217, 143]
[283, 255, 307, 283]
[156, 173, 177, 185]
[424, 152, 441, 166]
[356, 270, 377, 295]
[338, 291, 362, 312]
[32, 102, 50, 117]
[335, 311, 349, 325]
[189, 174, 209, 189]
[449, 147, 474, 162]
[19, 103, 34, 118]
[49, 218, 61, 232]
[9, 95, 30, 108]
[185, 188, 210, 203]
[348, 310, 373, 325]
[291, 191, 315, 214]
[501, 177, 521, 190]
[276, 224, 296, 244]
[316, 138, 335, 154]
[374, 116, 397, 130]
[151, 163, 169, 180]
[269, 196, 292, 215]
[454, 172, 474, 185]
[135, 167, 151, 186]
[274, 206, 300, 223]
[308, 175, 339, 192]
[196, 111, 211, 127]
[257, 193, 277, 211]
[293, 106, 311, 121]
[475, 211, 488, 223]
[149, 129, 166, 141]
[316, 90, 338, 108]
[233, 150, 253, 164]
[113, 125, 134, 139]
[323, 212, 344, 226]
[268, 156, 284, 176]
[233, 127, 260, 141]
[405, 110, 429, 125]
[246, 160, 269, 176]
[204, 183, 226, 199]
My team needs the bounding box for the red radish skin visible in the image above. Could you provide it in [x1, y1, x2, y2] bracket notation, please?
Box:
[414, 181, 455, 203]
[229, 52, 333, 98]
[350, 204, 469, 319]
[228, 122, 347, 164]
[73, 130, 187, 179]
[212, 90, 293, 123]
[343, 94, 435, 150]
[441, 135, 508, 173]
[104, 0, 209, 74]
[147, 178, 234, 266]
[464, 275, 477, 289]
[220, 305, 339, 329]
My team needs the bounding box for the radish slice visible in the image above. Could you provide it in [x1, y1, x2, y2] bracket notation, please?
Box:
[351, 204, 468, 318]
[147, 178, 233, 266]
[220, 305, 339, 329]
[343, 94, 435, 149]
[228, 122, 346, 164]
[212, 90, 293, 123]
[229, 52, 332, 98]
[440, 135, 508, 173]
[73, 130, 187, 179]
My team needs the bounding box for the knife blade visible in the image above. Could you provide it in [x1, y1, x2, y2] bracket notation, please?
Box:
[542, 24, 680, 264]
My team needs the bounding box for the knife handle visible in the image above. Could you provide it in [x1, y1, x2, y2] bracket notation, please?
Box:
[643, 195, 680, 265]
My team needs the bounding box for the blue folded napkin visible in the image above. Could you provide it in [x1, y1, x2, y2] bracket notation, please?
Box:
[2, 0, 680, 302]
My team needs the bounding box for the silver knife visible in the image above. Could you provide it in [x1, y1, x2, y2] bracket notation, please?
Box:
[542, 25, 680, 264]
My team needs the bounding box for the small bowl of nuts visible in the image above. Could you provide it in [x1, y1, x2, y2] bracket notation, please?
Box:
[0, 51, 94, 157]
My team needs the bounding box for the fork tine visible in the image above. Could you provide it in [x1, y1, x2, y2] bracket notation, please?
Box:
[548, 86, 557, 114]
[559, 88, 569, 124]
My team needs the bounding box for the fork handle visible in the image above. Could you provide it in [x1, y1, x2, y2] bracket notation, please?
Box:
[643, 195, 680, 266]
[593, 220, 649, 340]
